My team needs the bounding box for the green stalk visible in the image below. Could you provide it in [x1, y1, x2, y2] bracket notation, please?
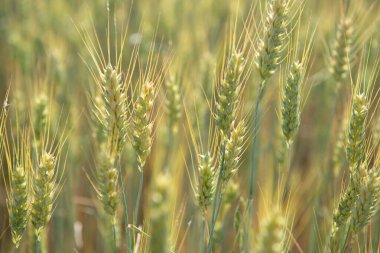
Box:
[201, 216, 206, 253]
[309, 83, 340, 252]
[205, 142, 226, 253]
[36, 239, 40, 253]
[134, 164, 144, 227]
[116, 155, 132, 253]
[373, 217, 380, 251]
[113, 223, 117, 253]
[244, 80, 265, 253]
[281, 143, 292, 200]
[342, 224, 353, 253]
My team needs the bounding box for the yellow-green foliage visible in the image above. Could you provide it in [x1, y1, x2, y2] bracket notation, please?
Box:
[1, 0, 380, 253]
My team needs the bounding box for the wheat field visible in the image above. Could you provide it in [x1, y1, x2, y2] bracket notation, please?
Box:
[0, 0, 380, 252]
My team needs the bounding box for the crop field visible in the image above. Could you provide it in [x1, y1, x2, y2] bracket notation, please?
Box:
[0, 0, 380, 252]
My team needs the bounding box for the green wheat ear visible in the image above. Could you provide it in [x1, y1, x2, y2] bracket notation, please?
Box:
[101, 64, 128, 152]
[281, 61, 303, 144]
[96, 144, 119, 224]
[31, 152, 57, 240]
[131, 81, 156, 168]
[221, 120, 246, 191]
[215, 51, 245, 138]
[33, 94, 48, 141]
[256, 0, 289, 82]
[196, 152, 215, 212]
[346, 93, 368, 169]
[329, 16, 354, 84]
[7, 165, 29, 248]
[351, 168, 380, 233]
[165, 76, 182, 134]
[330, 182, 359, 252]
[4, 116, 31, 249]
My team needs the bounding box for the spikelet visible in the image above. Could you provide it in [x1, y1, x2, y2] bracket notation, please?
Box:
[255, 208, 288, 253]
[331, 183, 359, 228]
[165, 76, 182, 134]
[93, 94, 107, 143]
[346, 93, 368, 169]
[329, 17, 354, 84]
[7, 165, 29, 248]
[33, 94, 48, 140]
[281, 61, 302, 144]
[351, 168, 380, 233]
[31, 152, 57, 239]
[101, 64, 127, 152]
[256, 0, 289, 81]
[332, 127, 346, 177]
[221, 121, 245, 191]
[96, 145, 119, 224]
[330, 182, 359, 252]
[131, 81, 155, 168]
[196, 152, 215, 212]
[149, 172, 171, 252]
[215, 51, 245, 137]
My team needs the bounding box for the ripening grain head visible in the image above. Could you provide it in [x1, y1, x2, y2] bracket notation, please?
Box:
[4, 128, 31, 248]
[215, 51, 245, 138]
[255, 0, 290, 81]
[131, 81, 156, 168]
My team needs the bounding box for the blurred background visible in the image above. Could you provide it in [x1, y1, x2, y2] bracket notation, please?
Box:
[0, 0, 379, 252]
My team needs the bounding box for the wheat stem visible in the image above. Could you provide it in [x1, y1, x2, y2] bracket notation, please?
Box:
[35, 239, 40, 253]
[309, 84, 340, 252]
[116, 156, 132, 253]
[342, 224, 353, 253]
[245, 79, 265, 253]
[134, 163, 144, 227]
[113, 223, 117, 253]
[281, 143, 292, 200]
[201, 216, 206, 253]
[206, 142, 226, 253]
